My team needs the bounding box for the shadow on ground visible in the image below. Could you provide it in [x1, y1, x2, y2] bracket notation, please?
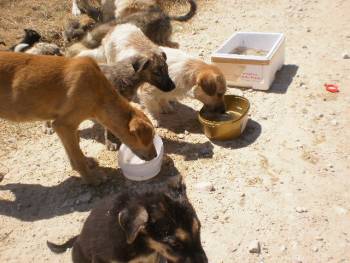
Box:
[211, 119, 262, 149]
[268, 64, 299, 94]
[0, 156, 181, 221]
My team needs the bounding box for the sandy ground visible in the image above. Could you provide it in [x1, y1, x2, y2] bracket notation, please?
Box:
[1, 0, 350, 262]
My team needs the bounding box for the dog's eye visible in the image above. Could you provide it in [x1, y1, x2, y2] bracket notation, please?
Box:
[153, 71, 162, 77]
[165, 237, 183, 249]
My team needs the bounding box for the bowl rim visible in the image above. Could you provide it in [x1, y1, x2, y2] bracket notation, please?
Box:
[118, 134, 163, 168]
[198, 95, 250, 126]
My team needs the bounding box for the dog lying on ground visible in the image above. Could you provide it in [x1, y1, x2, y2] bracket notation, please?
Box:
[9, 29, 62, 56]
[9, 29, 41, 52]
[138, 47, 227, 126]
[0, 52, 161, 185]
[71, 0, 196, 49]
[47, 185, 208, 262]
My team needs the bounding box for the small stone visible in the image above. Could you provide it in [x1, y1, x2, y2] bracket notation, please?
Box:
[79, 192, 92, 203]
[312, 246, 319, 252]
[315, 237, 324, 241]
[248, 240, 261, 254]
[195, 182, 215, 192]
[184, 130, 189, 135]
[302, 45, 307, 49]
[280, 245, 287, 252]
[213, 215, 219, 220]
[307, 28, 311, 32]
[240, 193, 246, 197]
[334, 206, 348, 215]
[295, 207, 308, 213]
[342, 53, 350, 59]
[331, 120, 338, 126]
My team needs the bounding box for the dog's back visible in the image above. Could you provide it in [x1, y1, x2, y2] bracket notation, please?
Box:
[0, 52, 101, 122]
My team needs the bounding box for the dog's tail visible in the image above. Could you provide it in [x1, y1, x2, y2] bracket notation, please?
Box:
[47, 236, 78, 254]
[170, 0, 197, 22]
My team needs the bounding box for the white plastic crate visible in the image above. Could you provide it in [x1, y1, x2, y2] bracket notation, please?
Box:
[211, 32, 285, 90]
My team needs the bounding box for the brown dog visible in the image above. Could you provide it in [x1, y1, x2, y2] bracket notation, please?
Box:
[0, 51, 157, 185]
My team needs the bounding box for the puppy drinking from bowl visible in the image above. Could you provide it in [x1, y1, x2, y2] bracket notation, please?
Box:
[138, 47, 227, 126]
[0, 52, 158, 185]
[47, 185, 208, 262]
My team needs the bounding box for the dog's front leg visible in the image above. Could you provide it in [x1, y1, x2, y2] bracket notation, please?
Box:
[104, 128, 121, 151]
[43, 121, 55, 135]
[52, 118, 101, 185]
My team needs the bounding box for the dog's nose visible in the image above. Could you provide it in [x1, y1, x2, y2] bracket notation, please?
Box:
[162, 78, 175, 92]
[214, 104, 226, 114]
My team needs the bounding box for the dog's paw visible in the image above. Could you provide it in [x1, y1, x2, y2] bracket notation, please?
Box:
[43, 126, 55, 135]
[106, 141, 118, 151]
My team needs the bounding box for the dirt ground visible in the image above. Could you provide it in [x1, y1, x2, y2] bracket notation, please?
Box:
[1, 0, 350, 262]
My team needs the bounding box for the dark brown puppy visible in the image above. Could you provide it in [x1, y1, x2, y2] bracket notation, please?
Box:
[0, 52, 157, 185]
[47, 190, 207, 262]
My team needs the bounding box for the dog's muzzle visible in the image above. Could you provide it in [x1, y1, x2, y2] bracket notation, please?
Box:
[160, 77, 176, 92]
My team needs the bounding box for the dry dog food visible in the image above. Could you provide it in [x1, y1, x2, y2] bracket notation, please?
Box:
[231, 46, 268, 56]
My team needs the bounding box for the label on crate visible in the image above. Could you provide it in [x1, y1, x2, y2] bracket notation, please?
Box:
[240, 67, 263, 82]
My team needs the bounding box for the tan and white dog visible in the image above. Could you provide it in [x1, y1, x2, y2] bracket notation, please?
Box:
[69, 23, 175, 93]
[138, 47, 227, 125]
[0, 51, 158, 185]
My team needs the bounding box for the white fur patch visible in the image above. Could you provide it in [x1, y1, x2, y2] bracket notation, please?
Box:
[77, 46, 107, 63]
[14, 43, 29, 52]
[117, 48, 138, 61]
[72, 0, 81, 16]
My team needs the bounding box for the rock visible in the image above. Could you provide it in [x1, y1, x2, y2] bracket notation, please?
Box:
[331, 120, 338, 126]
[184, 130, 189, 135]
[312, 246, 319, 252]
[78, 192, 92, 203]
[280, 245, 287, 252]
[248, 240, 261, 254]
[213, 215, 219, 220]
[295, 207, 308, 213]
[195, 182, 215, 192]
[302, 45, 307, 49]
[342, 52, 350, 59]
[334, 206, 348, 215]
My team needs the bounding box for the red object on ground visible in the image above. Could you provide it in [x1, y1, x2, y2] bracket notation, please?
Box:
[324, 83, 339, 93]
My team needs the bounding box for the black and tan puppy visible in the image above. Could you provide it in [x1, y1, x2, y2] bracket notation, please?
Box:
[47, 190, 208, 263]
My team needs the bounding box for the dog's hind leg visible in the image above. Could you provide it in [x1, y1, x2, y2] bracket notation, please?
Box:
[52, 116, 101, 185]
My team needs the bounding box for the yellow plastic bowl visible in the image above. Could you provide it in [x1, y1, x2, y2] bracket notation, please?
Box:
[198, 95, 250, 141]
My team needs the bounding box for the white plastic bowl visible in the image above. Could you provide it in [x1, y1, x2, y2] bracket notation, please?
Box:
[118, 135, 164, 181]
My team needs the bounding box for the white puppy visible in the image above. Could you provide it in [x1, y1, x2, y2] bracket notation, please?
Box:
[138, 47, 228, 126]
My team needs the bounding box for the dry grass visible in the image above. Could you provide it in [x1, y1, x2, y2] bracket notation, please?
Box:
[0, 0, 72, 49]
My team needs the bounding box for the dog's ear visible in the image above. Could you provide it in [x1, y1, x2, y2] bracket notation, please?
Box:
[161, 51, 167, 60]
[198, 76, 217, 96]
[131, 56, 150, 73]
[129, 117, 154, 146]
[118, 205, 148, 244]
